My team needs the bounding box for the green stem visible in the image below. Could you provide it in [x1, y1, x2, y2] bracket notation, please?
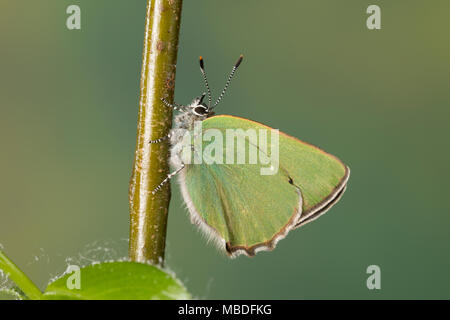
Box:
[0, 249, 42, 300]
[128, 0, 183, 265]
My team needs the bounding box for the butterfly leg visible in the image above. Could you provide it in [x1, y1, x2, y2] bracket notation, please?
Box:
[149, 132, 171, 144]
[151, 164, 185, 195]
[161, 98, 185, 112]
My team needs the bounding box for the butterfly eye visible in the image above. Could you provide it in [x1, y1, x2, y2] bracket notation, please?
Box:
[193, 105, 208, 116]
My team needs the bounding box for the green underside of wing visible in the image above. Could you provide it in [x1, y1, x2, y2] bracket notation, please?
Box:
[181, 115, 348, 250]
[202, 115, 347, 212]
[185, 149, 299, 249]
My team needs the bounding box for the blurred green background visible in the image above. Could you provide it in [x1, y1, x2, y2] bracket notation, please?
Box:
[1, 0, 449, 299]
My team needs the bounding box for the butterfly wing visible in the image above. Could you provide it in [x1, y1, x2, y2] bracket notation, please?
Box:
[178, 124, 302, 257]
[178, 115, 349, 257]
[201, 115, 350, 229]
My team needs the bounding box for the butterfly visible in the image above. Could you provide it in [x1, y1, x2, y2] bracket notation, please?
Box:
[151, 55, 350, 258]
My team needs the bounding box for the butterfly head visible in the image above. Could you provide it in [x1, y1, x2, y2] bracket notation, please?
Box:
[190, 93, 214, 117]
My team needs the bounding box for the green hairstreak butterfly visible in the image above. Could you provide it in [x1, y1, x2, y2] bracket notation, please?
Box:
[152, 55, 350, 258]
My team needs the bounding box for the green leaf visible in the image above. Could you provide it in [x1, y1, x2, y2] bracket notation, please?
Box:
[42, 261, 190, 300]
[0, 249, 42, 300]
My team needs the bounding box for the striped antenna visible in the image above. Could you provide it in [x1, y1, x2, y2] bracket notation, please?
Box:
[199, 56, 212, 108]
[212, 54, 243, 108]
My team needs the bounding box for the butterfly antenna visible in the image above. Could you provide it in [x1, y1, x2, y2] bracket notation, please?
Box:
[199, 56, 212, 108]
[212, 54, 243, 108]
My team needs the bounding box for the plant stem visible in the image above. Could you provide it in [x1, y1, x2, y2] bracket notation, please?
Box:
[0, 249, 42, 300]
[128, 0, 183, 265]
